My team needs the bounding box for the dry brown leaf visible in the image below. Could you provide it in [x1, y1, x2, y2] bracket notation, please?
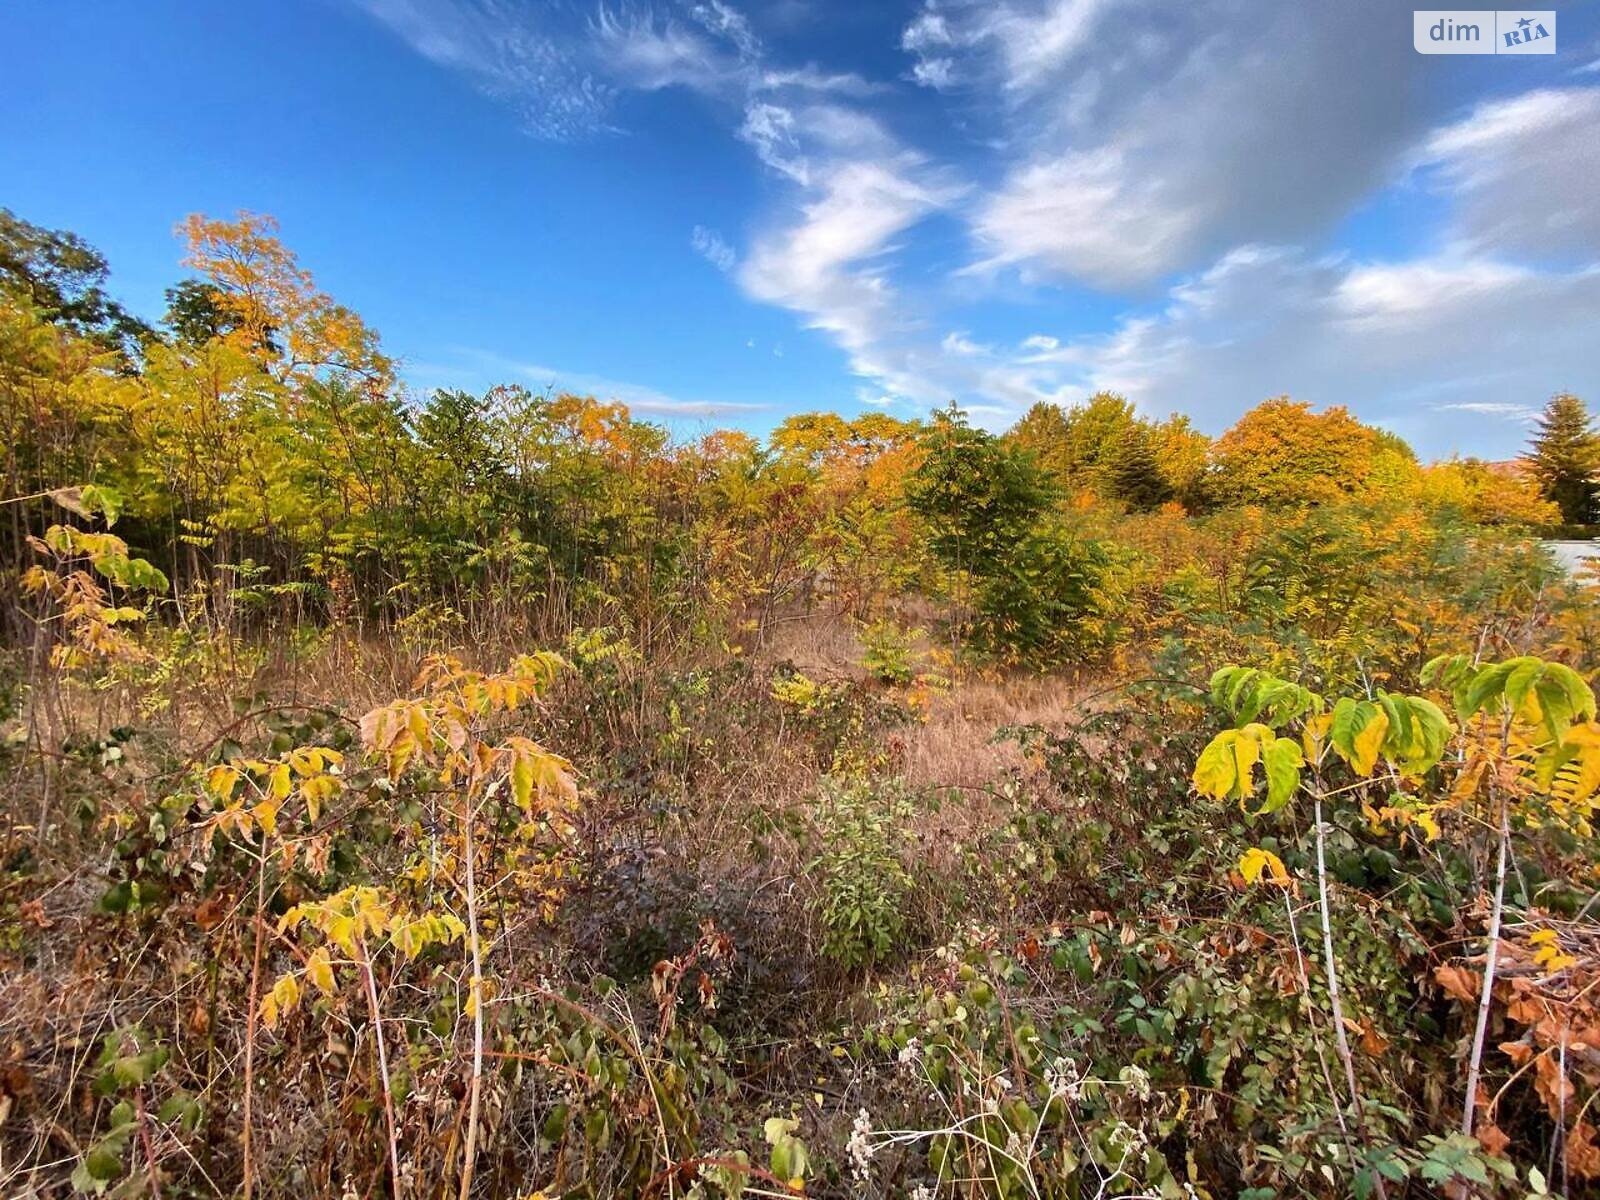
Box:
[194, 894, 228, 931]
[1567, 1121, 1600, 1179]
[1359, 1019, 1391, 1057]
[1475, 1122, 1510, 1156]
[1535, 1051, 1574, 1121]
[1434, 963, 1479, 1005]
[1499, 1038, 1534, 1067]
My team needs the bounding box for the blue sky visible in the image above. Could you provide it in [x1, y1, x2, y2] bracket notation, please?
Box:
[2, 2, 1598, 458]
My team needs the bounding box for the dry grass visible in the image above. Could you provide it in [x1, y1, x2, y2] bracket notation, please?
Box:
[757, 607, 1101, 790]
[899, 670, 1094, 790]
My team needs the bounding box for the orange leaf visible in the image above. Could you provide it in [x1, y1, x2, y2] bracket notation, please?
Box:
[1535, 1051, 1574, 1121]
[1475, 1122, 1510, 1157]
[1433, 963, 1480, 1005]
[1568, 1121, 1600, 1180]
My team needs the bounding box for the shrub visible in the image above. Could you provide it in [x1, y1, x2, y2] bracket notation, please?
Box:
[969, 517, 1129, 665]
[858, 618, 921, 685]
[806, 778, 916, 968]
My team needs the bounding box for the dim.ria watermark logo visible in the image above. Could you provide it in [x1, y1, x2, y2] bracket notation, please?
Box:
[1414, 10, 1555, 53]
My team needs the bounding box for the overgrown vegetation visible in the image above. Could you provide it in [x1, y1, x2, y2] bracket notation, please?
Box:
[3, 207, 1599, 1199]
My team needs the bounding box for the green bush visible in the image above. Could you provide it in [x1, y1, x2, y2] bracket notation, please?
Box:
[806, 778, 916, 968]
[907, 407, 1128, 666]
[858, 618, 921, 685]
[971, 517, 1128, 665]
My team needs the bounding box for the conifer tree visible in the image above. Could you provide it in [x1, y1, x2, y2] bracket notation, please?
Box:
[1105, 424, 1174, 512]
[1529, 392, 1599, 525]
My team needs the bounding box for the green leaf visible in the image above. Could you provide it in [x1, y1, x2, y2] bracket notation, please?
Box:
[1462, 660, 1518, 719]
[1330, 698, 1388, 776]
[1257, 736, 1304, 813]
[85, 1141, 126, 1182]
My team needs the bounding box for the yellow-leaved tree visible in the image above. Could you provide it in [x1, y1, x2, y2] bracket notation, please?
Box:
[201, 650, 575, 1200]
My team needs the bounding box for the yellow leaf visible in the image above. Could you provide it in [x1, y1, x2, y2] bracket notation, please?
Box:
[262, 972, 300, 1028]
[326, 913, 359, 956]
[1350, 709, 1390, 776]
[306, 947, 335, 996]
[1193, 728, 1261, 800]
[1238, 846, 1290, 886]
[1302, 712, 1333, 762]
[301, 772, 340, 822]
[267, 762, 292, 801]
[205, 764, 241, 802]
[392, 919, 421, 960]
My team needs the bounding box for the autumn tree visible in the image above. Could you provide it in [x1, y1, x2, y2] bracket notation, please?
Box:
[1149, 414, 1212, 511]
[1008, 401, 1074, 479]
[909, 405, 1120, 663]
[1528, 392, 1599, 525]
[178, 212, 392, 391]
[910, 406, 1052, 570]
[1009, 395, 1200, 512]
[0, 288, 140, 610]
[1009, 393, 1137, 493]
[770, 412, 854, 469]
[1207, 397, 1406, 508]
[1102, 423, 1173, 512]
[0, 208, 150, 359]
[1417, 458, 1559, 527]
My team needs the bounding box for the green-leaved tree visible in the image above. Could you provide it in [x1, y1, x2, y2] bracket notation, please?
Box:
[1529, 392, 1599, 525]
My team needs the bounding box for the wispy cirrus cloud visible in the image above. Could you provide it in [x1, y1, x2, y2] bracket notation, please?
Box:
[351, 0, 617, 138]
[1434, 402, 1541, 421]
[356, 0, 1600, 454]
[690, 225, 737, 271]
[352, 0, 874, 137]
[1415, 86, 1600, 261]
[407, 347, 767, 418]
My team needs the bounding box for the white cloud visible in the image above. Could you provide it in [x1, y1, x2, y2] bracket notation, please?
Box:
[1416, 86, 1600, 260]
[691, 225, 737, 271]
[352, 0, 873, 141]
[351, 0, 617, 139]
[1434, 402, 1540, 420]
[356, 0, 1600, 456]
[968, 147, 1196, 288]
[855, 385, 896, 407]
[918, 0, 1427, 287]
[758, 65, 883, 96]
[592, 7, 740, 93]
[911, 58, 955, 88]
[415, 348, 766, 418]
[1028, 246, 1600, 457]
[941, 331, 987, 356]
[902, 0, 1109, 93]
[739, 101, 809, 182]
[739, 157, 966, 404]
[902, 10, 953, 55]
[688, 0, 760, 58]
